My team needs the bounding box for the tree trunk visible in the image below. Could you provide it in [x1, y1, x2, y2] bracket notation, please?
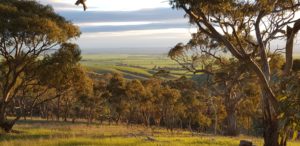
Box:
[0, 108, 16, 132]
[88, 108, 93, 125]
[0, 102, 7, 123]
[56, 96, 61, 121]
[261, 87, 280, 146]
[248, 57, 280, 146]
[214, 113, 218, 135]
[225, 107, 239, 136]
[263, 118, 280, 146]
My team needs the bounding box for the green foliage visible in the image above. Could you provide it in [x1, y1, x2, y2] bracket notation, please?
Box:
[0, 0, 80, 44]
[0, 0, 81, 131]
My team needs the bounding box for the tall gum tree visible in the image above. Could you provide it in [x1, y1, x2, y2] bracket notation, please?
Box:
[169, 0, 300, 146]
[168, 34, 259, 136]
[0, 0, 80, 132]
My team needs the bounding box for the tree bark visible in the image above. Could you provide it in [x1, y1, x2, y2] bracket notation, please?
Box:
[56, 96, 61, 121]
[263, 117, 279, 146]
[0, 108, 16, 132]
[225, 107, 239, 136]
[0, 102, 14, 132]
[261, 89, 280, 146]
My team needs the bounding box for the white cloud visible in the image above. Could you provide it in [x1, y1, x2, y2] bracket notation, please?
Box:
[38, 0, 193, 52]
[76, 28, 196, 50]
[76, 21, 156, 27]
[76, 19, 187, 27]
[40, 0, 169, 11]
[82, 28, 197, 38]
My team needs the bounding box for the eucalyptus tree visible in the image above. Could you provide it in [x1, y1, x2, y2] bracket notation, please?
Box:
[39, 43, 86, 121]
[106, 73, 127, 124]
[169, 37, 256, 136]
[169, 0, 300, 145]
[142, 78, 164, 127]
[125, 79, 146, 124]
[0, 0, 80, 131]
[160, 86, 182, 132]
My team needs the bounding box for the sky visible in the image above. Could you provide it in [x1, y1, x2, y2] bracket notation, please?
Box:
[39, 0, 195, 54]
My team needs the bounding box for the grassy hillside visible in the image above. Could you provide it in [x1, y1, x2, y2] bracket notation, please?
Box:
[81, 54, 192, 79]
[1, 119, 299, 146]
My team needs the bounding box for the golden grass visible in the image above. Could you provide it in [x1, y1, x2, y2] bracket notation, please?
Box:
[0, 119, 299, 146]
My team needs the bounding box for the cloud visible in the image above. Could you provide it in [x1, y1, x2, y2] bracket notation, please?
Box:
[54, 8, 189, 33]
[76, 28, 196, 52]
[83, 28, 197, 38]
[38, 0, 192, 52]
[39, 0, 170, 11]
[78, 20, 191, 32]
[58, 8, 186, 23]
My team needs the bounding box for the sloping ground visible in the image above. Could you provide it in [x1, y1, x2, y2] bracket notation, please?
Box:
[87, 66, 149, 80]
[81, 54, 187, 80]
[1, 119, 299, 146]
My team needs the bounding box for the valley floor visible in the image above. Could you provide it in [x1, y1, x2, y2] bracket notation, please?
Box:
[0, 119, 299, 146]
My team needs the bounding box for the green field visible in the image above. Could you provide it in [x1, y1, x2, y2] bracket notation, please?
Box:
[81, 54, 192, 79]
[1, 119, 299, 146]
[81, 53, 300, 80]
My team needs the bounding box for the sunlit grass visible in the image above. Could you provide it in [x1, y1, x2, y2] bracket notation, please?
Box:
[0, 119, 299, 146]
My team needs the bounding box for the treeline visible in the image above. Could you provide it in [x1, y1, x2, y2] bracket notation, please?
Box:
[13, 70, 263, 136]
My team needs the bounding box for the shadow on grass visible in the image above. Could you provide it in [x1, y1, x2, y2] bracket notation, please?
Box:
[0, 133, 51, 141]
[56, 141, 146, 146]
[16, 119, 91, 126]
[0, 132, 147, 143]
[189, 138, 238, 145]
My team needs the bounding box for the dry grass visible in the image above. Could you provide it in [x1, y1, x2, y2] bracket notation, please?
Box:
[0, 119, 299, 146]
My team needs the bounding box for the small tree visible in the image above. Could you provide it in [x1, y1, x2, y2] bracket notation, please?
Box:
[106, 73, 127, 124]
[125, 79, 146, 124]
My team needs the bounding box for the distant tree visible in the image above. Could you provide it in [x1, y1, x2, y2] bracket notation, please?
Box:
[160, 86, 182, 132]
[167, 77, 211, 132]
[0, 0, 80, 132]
[125, 79, 146, 124]
[142, 78, 163, 127]
[106, 73, 127, 124]
[169, 41, 256, 136]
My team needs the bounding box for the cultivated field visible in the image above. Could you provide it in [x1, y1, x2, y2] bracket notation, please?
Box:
[81, 54, 192, 79]
[81, 53, 300, 80]
[1, 119, 299, 146]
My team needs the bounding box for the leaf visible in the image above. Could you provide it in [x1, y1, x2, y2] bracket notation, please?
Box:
[292, 130, 298, 141]
[277, 113, 285, 119]
[278, 135, 282, 144]
[278, 96, 287, 101]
